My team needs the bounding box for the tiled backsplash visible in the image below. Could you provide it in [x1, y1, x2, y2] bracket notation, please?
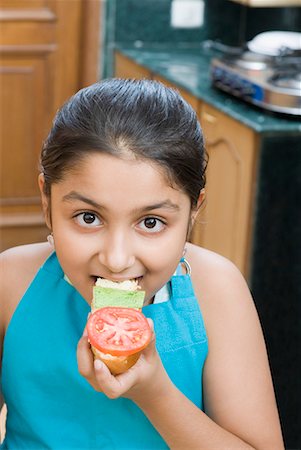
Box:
[102, 0, 300, 76]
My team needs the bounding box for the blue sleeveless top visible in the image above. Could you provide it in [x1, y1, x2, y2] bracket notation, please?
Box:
[1, 252, 208, 449]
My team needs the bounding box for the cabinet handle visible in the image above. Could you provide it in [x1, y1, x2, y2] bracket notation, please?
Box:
[203, 112, 217, 124]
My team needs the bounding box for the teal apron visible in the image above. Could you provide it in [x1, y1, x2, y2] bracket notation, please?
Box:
[1, 252, 208, 449]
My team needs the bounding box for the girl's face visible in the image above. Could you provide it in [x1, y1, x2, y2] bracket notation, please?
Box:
[40, 153, 194, 305]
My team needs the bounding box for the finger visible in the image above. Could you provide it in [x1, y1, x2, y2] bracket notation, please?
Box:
[142, 335, 156, 359]
[93, 359, 127, 399]
[146, 318, 155, 344]
[113, 363, 142, 393]
[77, 329, 94, 379]
[110, 328, 157, 392]
[142, 318, 156, 359]
[77, 336, 106, 392]
[146, 317, 154, 333]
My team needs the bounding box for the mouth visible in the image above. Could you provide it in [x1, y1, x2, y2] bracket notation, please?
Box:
[91, 276, 143, 286]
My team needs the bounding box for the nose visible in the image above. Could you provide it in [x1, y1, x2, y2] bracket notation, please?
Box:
[98, 229, 136, 274]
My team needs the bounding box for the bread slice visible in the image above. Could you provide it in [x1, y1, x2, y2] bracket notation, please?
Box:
[92, 347, 141, 375]
[92, 278, 145, 312]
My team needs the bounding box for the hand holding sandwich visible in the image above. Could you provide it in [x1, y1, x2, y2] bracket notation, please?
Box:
[77, 278, 171, 402]
[77, 319, 172, 404]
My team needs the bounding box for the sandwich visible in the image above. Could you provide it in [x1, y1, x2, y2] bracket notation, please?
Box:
[86, 278, 152, 375]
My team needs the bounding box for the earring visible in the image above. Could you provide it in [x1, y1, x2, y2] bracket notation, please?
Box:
[180, 257, 191, 276]
[181, 247, 191, 275]
[47, 233, 54, 248]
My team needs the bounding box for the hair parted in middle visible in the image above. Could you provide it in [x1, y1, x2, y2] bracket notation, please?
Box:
[41, 78, 207, 208]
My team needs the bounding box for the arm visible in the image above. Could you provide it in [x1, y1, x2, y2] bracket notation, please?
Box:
[77, 253, 284, 449]
[0, 253, 5, 442]
[0, 402, 5, 444]
[0, 244, 50, 443]
[0, 379, 3, 443]
[192, 250, 284, 449]
[135, 256, 284, 449]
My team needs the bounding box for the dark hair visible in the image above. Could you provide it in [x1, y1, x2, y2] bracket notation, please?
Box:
[40, 78, 207, 208]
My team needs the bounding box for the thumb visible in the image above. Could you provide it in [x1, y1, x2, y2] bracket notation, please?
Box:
[142, 317, 156, 358]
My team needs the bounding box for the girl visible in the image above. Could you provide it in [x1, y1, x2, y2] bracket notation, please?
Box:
[0, 79, 283, 449]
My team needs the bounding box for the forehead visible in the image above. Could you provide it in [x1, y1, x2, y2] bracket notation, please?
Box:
[54, 152, 189, 208]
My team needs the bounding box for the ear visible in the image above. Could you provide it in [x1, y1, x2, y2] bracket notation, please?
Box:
[187, 189, 205, 239]
[38, 173, 51, 230]
[191, 188, 205, 225]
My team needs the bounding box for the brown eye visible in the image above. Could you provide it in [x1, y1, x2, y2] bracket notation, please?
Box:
[137, 217, 165, 234]
[83, 212, 96, 224]
[144, 218, 157, 228]
[74, 212, 102, 228]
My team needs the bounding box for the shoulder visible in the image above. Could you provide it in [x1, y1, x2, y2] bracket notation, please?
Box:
[186, 242, 250, 299]
[0, 243, 52, 330]
[185, 242, 258, 337]
[185, 242, 265, 389]
[0, 242, 52, 285]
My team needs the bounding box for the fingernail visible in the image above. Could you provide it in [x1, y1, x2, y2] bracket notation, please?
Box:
[94, 359, 103, 371]
[83, 327, 88, 337]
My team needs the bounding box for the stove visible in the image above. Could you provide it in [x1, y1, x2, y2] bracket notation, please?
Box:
[210, 51, 301, 116]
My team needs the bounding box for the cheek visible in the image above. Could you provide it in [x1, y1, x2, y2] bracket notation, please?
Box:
[142, 235, 185, 275]
[52, 229, 92, 274]
[59, 241, 95, 270]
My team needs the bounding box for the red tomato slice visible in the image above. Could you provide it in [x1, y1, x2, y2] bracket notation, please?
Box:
[87, 307, 152, 356]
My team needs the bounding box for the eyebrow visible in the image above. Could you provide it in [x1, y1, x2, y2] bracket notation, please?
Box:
[62, 191, 180, 212]
[135, 200, 180, 213]
[62, 191, 101, 208]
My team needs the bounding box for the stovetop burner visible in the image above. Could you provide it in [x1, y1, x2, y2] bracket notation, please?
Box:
[233, 51, 272, 71]
[210, 51, 301, 115]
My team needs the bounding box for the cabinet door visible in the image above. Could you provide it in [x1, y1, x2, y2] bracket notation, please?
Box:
[115, 52, 152, 79]
[0, 0, 101, 251]
[192, 103, 259, 276]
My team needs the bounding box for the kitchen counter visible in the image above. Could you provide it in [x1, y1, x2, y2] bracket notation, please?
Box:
[115, 46, 301, 135]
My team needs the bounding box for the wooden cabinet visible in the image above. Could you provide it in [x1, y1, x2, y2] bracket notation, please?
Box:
[114, 51, 259, 277]
[0, 0, 102, 252]
[115, 52, 152, 80]
[194, 104, 259, 276]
